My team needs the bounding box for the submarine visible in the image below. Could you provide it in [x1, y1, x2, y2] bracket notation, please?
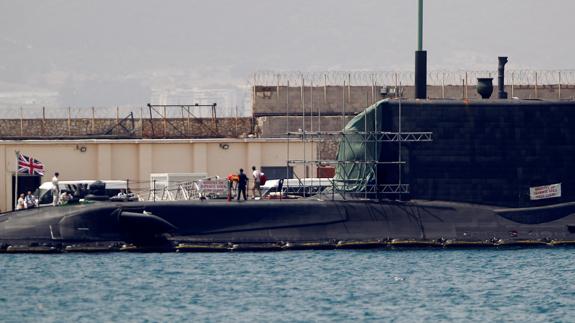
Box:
[2, 56, 575, 252]
[2, 195, 575, 253]
[2, 100, 575, 251]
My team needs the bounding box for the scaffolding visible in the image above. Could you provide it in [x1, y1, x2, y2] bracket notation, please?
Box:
[285, 99, 433, 200]
[102, 112, 137, 136]
[146, 103, 218, 138]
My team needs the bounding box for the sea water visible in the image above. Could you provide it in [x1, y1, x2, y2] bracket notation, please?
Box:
[1, 248, 574, 322]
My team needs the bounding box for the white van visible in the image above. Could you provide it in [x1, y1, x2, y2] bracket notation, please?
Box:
[36, 180, 128, 205]
[261, 178, 334, 198]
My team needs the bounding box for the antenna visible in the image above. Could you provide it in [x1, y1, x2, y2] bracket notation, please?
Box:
[414, 0, 427, 99]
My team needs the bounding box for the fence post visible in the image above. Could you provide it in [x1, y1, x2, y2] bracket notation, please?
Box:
[441, 73, 445, 99]
[323, 74, 327, 104]
[371, 74, 375, 103]
[342, 80, 346, 129]
[558, 71, 562, 100]
[286, 80, 290, 134]
[186, 106, 190, 137]
[252, 74, 256, 116]
[276, 74, 280, 107]
[180, 106, 184, 137]
[347, 73, 351, 104]
[235, 105, 238, 137]
[67, 107, 71, 136]
[301, 75, 305, 133]
[394, 73, 398, 97]
[311, 80, 316, 132]
[163, 106, 167, 137]
[20, 107, 23, 137]
[464, 72, 468, 99]
[91, 107, 95, 134]
[140, 106, 144, 137]
[42, 106, 46, 136]
[511, 72, 515, 98]
[318, 78, 322, 133]
[534, 72, 538, 99]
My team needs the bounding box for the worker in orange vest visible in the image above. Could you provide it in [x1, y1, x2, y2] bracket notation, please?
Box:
[226, 173, 239, 201]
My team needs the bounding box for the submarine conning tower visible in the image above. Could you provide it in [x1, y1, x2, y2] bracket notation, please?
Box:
[338, 48, 575, 207]
[335, 98, 575, 208]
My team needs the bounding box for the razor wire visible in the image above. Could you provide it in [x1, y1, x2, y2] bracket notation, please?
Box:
[2, 69, 574, 119]
[0, 104, 251, 120]
[250, 70, 575, 87]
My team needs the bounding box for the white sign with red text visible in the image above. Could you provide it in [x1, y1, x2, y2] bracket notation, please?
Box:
[529, 183, 562, 200]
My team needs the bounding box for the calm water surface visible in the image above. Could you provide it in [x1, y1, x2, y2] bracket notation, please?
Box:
[1, 249, 574, 322]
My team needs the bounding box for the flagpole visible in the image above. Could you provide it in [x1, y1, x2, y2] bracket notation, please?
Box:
[14, 151, 19, 210]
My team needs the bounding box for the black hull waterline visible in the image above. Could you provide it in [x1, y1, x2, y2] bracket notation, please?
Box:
[1, 199, 575, 252]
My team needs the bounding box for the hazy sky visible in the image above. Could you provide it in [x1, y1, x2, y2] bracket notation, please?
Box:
[1, 0, 573, 106]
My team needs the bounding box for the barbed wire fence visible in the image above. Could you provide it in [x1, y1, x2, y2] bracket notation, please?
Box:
[0, 104, 247, 120]
[1, 70, 573, 119]
[250, 70, 575, 87]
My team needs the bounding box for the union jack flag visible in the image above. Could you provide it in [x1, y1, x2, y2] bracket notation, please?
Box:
[17, 153, 44, 175]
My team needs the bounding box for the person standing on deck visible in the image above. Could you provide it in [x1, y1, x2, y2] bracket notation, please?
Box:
[237, 169, 248, 201]
[25, 191, 37, 208]
[227, 173, 239, 201]
[51, 172, 60, 206]
[252, 166, 262, 199]
[16, 193, 26, 210]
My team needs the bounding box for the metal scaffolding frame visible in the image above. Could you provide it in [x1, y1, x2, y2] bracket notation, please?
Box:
[285, 98, 432, 200]
[103, 112, 137, 136]
[146, 103, 218, 138]
[286, 131, 432, 143]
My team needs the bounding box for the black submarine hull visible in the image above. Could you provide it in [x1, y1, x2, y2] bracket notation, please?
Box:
[1, 199, 575, 252]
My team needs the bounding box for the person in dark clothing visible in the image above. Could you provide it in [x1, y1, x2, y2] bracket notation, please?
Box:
[237, 168, 249, 201]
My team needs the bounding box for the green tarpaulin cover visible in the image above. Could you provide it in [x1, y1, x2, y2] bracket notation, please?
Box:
[334, 100, 386, 192]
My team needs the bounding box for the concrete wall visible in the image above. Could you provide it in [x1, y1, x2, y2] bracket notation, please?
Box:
[0, 139, 315, 212]
[255, 115, 353, 160]
[0, 118, 253, 138]
[256, 116, 354, 138]
[253, 85, 575, 115]
[254, 85, 381, 115]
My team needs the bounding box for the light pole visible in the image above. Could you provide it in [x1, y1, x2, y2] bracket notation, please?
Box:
[414, 0, 427, 99]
